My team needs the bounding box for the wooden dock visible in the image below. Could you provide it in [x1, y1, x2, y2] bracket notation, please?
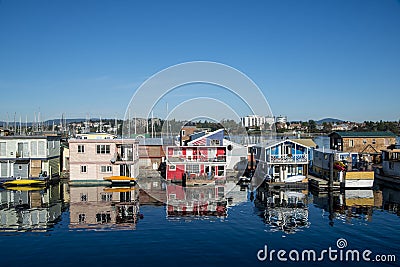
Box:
[308, 175, 341, 191]
[264, 181, 308, 190]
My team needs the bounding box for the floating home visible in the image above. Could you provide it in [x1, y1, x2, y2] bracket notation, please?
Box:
[312, 148, 374, 188]
[69, 138, 139, 184]
[0, 135, 61, 179]
[254, 139, 315, 183]
[166, 129, 228, 183]
[329, 131, 396, 163]
[376, 143, 400, 184]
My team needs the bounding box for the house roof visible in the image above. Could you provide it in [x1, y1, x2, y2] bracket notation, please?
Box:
[329, 131, 396, 138]
[188, 129, 224, 145]
[137, 138, 163, 146]
[257, 138, 312, 149]
[292, 139, 317, 148]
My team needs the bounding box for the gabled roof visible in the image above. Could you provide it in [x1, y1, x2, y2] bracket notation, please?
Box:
[256, 138, 312, 149]
[188, 129, 224, 145]
[292, 139, 317, 148]
[329, 131, 396, 138]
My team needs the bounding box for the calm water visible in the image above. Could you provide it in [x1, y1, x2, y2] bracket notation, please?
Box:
[0, 179, 399, 267]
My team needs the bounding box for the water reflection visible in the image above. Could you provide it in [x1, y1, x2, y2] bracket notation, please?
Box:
[375, 180, 400, 216]
[166, 181, 248, 219]
[69, 185, 141, 231]
[311, 189, 381, 224]
[0, 184, 64, 232]
[255, 187, 310, 234]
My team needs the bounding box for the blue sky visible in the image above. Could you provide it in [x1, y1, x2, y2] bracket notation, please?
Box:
[0, 0, 399, 122]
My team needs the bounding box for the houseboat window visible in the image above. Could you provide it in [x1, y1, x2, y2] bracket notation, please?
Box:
[38, 141, 45, 155]
[0, 142, 6, 157]
[78, 145, 85, 153]
[100, 166, 112, 173]
[169, 165, 176, 171]
[96, 145, 110, 154]
[31, 141, 37, 156]
[186, 164, 200, 174]
[173, 148, 181, 156]
[349, 140, 354, 147]
[101, 193, 113, 202]
[217, 166, 225, 176]
[210, 139, 220, 146]
[96, 213, 111, 223]
[80, 165, 87, 173]
[384, 139, 389, 146]
[80, 193, 87, 202]
[78, 214, 86, 223]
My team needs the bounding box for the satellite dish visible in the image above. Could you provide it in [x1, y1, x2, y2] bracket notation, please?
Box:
[227, 145, 233, 151]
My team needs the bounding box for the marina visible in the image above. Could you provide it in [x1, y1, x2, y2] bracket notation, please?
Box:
[0, 120, 399, 266]
[0, 179, 399, 266]
[1, 1, 399, 266]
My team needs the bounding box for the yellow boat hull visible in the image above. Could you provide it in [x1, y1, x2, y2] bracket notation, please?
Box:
[103, 176, 136, 182]
[3, 179, 46, 187]
[5, 186, 46, 191]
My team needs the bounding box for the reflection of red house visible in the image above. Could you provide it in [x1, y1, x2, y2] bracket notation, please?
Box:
[166, 184, 227, 217]
[166, 146, 227, 182]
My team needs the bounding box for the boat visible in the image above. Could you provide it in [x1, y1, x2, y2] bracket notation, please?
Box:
[3, 178, 46, 187]
[285, 175, 306, 183]
[5, 186, 46, 191]
[103, 176, 137, 185]
[103, 186, 137, 193]
[344, 171, 374, 188]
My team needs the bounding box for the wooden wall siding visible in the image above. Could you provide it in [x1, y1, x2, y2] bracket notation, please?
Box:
[342, 137, 396, 153]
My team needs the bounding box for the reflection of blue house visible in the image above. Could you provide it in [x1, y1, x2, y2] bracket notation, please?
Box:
[254, 139, 315, 182]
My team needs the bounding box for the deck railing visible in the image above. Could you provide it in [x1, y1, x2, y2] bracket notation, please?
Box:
[268, 154, 308, 163]
[167, 155, 227, 163]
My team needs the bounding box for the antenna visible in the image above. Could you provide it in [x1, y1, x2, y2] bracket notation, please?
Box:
[134, 112, 137, 135]
[128, 108, 131, 138]
[14, 112, 16, 133]
[25, 115, 28, 135]
[115, 115, 117, 135]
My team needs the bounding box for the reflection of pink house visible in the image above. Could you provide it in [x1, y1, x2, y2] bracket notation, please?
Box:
[166, 146, 227, 182]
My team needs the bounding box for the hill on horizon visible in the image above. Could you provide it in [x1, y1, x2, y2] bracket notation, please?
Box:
[315, 118, 344, 124]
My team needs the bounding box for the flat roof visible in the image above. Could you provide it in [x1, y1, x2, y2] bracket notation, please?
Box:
[330, 131, 396, 138]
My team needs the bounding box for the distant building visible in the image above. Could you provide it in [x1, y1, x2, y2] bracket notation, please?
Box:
[329, 131, 396, 163]
[241, 115, 274, 128]
[275, 116, 287, 124]
[69, 138, 139, 183]
[0, 135, 61, 179]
